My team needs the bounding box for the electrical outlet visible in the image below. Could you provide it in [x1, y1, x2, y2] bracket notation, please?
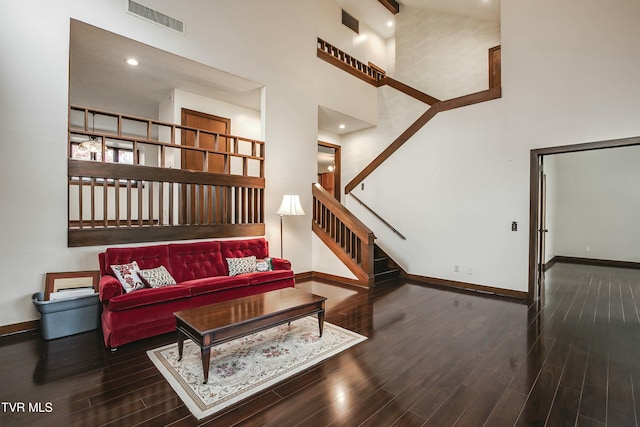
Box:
[512, 221, 518, 231]
[467, 266, 473, 275]
[361, 183, 365, 190]
[454, 265, 460, 273]
[586, 246, 591, 252]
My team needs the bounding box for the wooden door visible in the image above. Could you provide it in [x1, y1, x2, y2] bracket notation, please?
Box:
[489, 45, 501, 89]
[181, 109, 231, 224]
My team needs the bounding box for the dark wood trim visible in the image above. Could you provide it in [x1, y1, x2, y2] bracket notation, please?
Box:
[310, 271, 364, 288]
[294, 271, 314, 281]
[377, 0, 400, 14]
[345, 106, 439, 193]
[528, 151, 539, 300]
[554, 256, 640, 270]
[69, 223, 265, 247]
[318, 141, 341, 202]
[438, 87, 502, 112]
[0, 320, 39, 336]
[402, 272, 528, 300]
[533, 135, 640, 156]
[528, 135, 640, 300]
[344, 88, 502, 194]
[69, 160, 264, 188]
[544, 256, 558, 271]
[317, 49, 380, 86]
[380, 77, 440, 105]
[488, 45, 501, 89]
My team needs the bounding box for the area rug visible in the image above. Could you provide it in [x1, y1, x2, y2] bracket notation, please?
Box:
[147, 317, 366, 420]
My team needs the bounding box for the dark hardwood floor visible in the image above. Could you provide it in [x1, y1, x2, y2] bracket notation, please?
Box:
[1, 262, 640, 426]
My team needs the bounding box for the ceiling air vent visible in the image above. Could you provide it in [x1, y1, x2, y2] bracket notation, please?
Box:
[341, 9, 359, 34]
[127, 0, 185, 34]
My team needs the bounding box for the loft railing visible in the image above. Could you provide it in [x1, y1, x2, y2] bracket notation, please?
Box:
[67, 105, 265, 247]
[317, 38, 386, 85]
[312, 183, 375, 286]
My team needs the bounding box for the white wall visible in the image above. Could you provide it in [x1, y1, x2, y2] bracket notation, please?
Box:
[341, 0, 640, 293]
[553, 147, 640, 262]
[317, 0, 389, 70]
[395, 7, 500, 100]
[0, 0, 319, 326]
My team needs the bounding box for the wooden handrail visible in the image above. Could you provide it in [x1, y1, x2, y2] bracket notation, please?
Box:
[345, 88, 502, 193]
[312, 183, 375, 286]
[348, 193, 406, 240]
[380, 77, 440, 105]
[317, 38, 386, 85]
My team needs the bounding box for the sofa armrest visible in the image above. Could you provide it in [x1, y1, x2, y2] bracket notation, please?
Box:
[99, 275, 123, 303]
[271, 257, 291, 271]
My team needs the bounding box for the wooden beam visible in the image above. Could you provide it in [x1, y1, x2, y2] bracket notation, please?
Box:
[68, 223, 265, 247]
[378, 0, 400, 14]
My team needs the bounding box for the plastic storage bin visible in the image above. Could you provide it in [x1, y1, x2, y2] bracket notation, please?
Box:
[32, 292, 101, 340]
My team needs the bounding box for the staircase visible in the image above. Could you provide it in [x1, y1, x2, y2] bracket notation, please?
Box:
[313, 38, 502, 288]
[374, 244, 401, 284]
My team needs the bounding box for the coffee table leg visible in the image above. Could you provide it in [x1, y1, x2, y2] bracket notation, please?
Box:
[177, 332, 184, 361]
[201, 347, 211, 384]
[318, 310, 325, 337]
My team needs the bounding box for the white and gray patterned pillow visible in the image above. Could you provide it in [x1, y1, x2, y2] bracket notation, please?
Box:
[111, 261, 145, 293]
[227, 256, 257, 276]
[256, 257, 273, 272]
[139, 265, 176, 288]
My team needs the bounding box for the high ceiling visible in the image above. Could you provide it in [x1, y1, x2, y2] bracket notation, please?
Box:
[70, 1, 500, 134]
[335, 0, 500, 39]
[69, 20, 263, 118]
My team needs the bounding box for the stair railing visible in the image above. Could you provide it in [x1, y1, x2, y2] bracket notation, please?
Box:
[348, 192, 406, 240]
[312, 183, 375, 286]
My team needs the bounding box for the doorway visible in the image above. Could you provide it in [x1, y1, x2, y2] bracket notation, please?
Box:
[528, 135, 640, 299]
[180, 108, 231, 224]
[317, 141, 341, 201]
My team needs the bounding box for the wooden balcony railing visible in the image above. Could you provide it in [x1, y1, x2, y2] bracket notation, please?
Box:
[317, 38, 386, 85]
[312, 183, 375, 286]
[67, 106, 265, 247]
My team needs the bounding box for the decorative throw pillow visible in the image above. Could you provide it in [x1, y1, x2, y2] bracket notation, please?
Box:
[256, 257, 273, 272]
[139, 266, 176, 288]
[111, 261, 145, 293]
[227, 256, 257, 276]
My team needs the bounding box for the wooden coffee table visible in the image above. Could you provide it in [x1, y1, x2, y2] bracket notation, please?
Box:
[173, 288, 327, 384]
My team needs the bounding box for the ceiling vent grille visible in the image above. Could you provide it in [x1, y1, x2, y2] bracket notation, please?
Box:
[341, 9, 359, 34]
[127, 0, 185, 34]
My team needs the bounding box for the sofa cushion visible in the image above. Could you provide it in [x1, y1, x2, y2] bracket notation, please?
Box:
[139, 266, 176, 288]
[227, 256, 257, 276]
[168, 241, 226, 282]
[105, 245, 170, 276]
[111, 261, 145, 293]
[243, 269, 294, 286]
[180, 275, 249, 296]
[256, 258, 273, 272]
[220, 239, 269, 269]
[108, 285, 191, 311]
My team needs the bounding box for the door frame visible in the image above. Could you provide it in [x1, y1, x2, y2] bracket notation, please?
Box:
[318, 141, 341, 201]
[528, 135, 640, 299]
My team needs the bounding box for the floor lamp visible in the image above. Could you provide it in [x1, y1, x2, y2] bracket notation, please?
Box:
[276, 195, 305, 258]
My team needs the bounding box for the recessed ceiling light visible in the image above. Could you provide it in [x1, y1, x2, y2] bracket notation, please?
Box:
[126, 58, 139, 66]
[339, 124, 346, 129]
[387, 21, 394, 27]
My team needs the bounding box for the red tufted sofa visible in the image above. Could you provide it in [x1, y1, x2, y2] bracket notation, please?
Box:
[98, 238, 294, 349]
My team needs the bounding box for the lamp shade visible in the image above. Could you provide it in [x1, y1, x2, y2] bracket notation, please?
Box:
[276, 195, 305, 216]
